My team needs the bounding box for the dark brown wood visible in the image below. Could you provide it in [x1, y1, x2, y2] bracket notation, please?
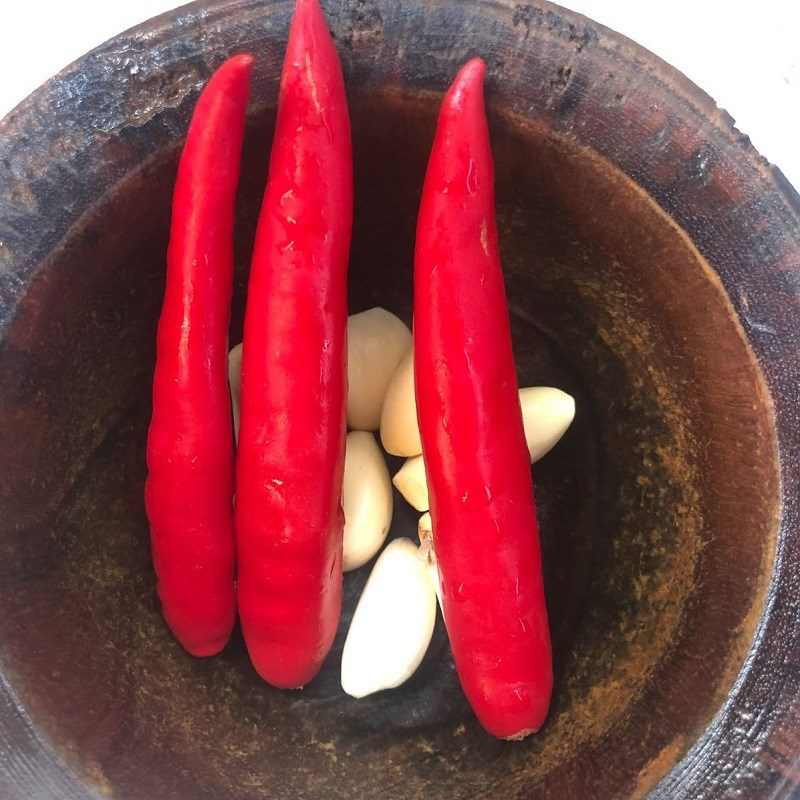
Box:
[0, 1, 798, 798]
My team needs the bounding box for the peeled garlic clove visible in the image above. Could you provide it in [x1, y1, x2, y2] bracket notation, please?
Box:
[418, 511, 433, 542]
[392, 455, 428, 511]
[417, 512, 442, 606]
[228, 343, 243, 442]
[417, 511, 433, 567]
[342, 431, 393, 571]
[519, 386, 576, 462]
[341, 538, 436, 698]
[380, 349, 421, 457]
[347, 308, 412, 431]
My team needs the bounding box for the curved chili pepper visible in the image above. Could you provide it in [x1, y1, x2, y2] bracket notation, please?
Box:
[235, 0, 352, 688]
[413, 59, 553, 738]
[145, 55, 253, 657]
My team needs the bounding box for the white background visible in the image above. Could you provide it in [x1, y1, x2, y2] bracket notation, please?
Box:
[1, 1, 799, 189]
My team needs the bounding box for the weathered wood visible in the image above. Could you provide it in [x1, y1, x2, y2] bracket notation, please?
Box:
[0, 1, 797, 798]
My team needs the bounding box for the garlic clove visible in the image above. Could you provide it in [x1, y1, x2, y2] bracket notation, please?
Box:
[380, 349, 421, 457]
[341, 538, 436, 698]
[418, 511, 433, 544]
[347, 308, 412, 431]
[392, 455, 428, 511]
[342, 431, 393, 571]
[416, 512, 442, 606]
[228, 343, 243, 443]
[391, 386, 576, 512]
[519, 386, 576, 462]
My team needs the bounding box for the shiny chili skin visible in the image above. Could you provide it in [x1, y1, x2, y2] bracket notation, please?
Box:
[235, 0, 352, 688]
[414, 59, 553, 738]
[145, 55, 253, 657]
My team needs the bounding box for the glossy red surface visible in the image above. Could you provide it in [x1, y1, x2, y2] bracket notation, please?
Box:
[144, 55, 252, 656]
[0, 1, 794, 796]
[414, 59, 552, 738]
[235, 0, 352, 688]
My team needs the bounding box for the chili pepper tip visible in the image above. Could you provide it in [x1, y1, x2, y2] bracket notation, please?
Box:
[444, 58, 486, 114]
[286, 0, 334, 69]
[228, 53, 255, 70]
[459, 57, 487, 82]
[293, 0, 325, 26]
[209, 54, 254, 93]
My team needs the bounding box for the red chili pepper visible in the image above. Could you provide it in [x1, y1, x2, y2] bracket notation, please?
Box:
[413, 59, 553, 738]
[235, 0, 352, 688]
[145, 55, 253, 657]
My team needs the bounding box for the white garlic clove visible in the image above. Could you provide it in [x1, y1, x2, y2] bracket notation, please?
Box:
[379, 349, 421, 457]
[342, 431, 393, 572]
[519, 386, 576, 462]
[391, 386, 576, 512]
[416, 512, 442, 606]
[228, 343, 243, 443]
[341, 538, 436, 698]
[418, 511, 433, 542]
[392, 455, 428, 511]
[347, 308, 412, 431]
